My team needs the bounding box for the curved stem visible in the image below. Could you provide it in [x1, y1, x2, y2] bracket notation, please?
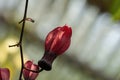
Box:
[23, 67, 44, 73]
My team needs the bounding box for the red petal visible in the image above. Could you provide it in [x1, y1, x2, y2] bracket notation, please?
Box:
[45, 27, 61, 51]
[0, 68, 10, 80]
[23, 61, 33, 79]
[29, 64, 39, 80]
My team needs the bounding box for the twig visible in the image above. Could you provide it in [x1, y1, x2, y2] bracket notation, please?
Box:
[19, 18, 35, 24]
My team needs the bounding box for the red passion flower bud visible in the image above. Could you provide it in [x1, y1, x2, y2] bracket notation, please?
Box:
[23, 60, 39, 80]
[0, 68, 10, 80]
[38, 25, 72, 71]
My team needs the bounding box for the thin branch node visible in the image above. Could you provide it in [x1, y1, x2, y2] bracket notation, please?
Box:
[9, 43, 21, 47]
[19, 18, 35, 24]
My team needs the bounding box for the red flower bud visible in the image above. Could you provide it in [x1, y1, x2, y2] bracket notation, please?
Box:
[0, 68, 10, 80]
[38, 25, 72, 71]
[45, 25, 72, 55]
[23, 60, 39, 80]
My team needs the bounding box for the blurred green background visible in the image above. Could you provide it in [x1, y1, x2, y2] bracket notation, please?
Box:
[0, 0, 120, 80]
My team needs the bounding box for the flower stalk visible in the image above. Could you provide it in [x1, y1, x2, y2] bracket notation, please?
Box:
[18, 0, 29, 79]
